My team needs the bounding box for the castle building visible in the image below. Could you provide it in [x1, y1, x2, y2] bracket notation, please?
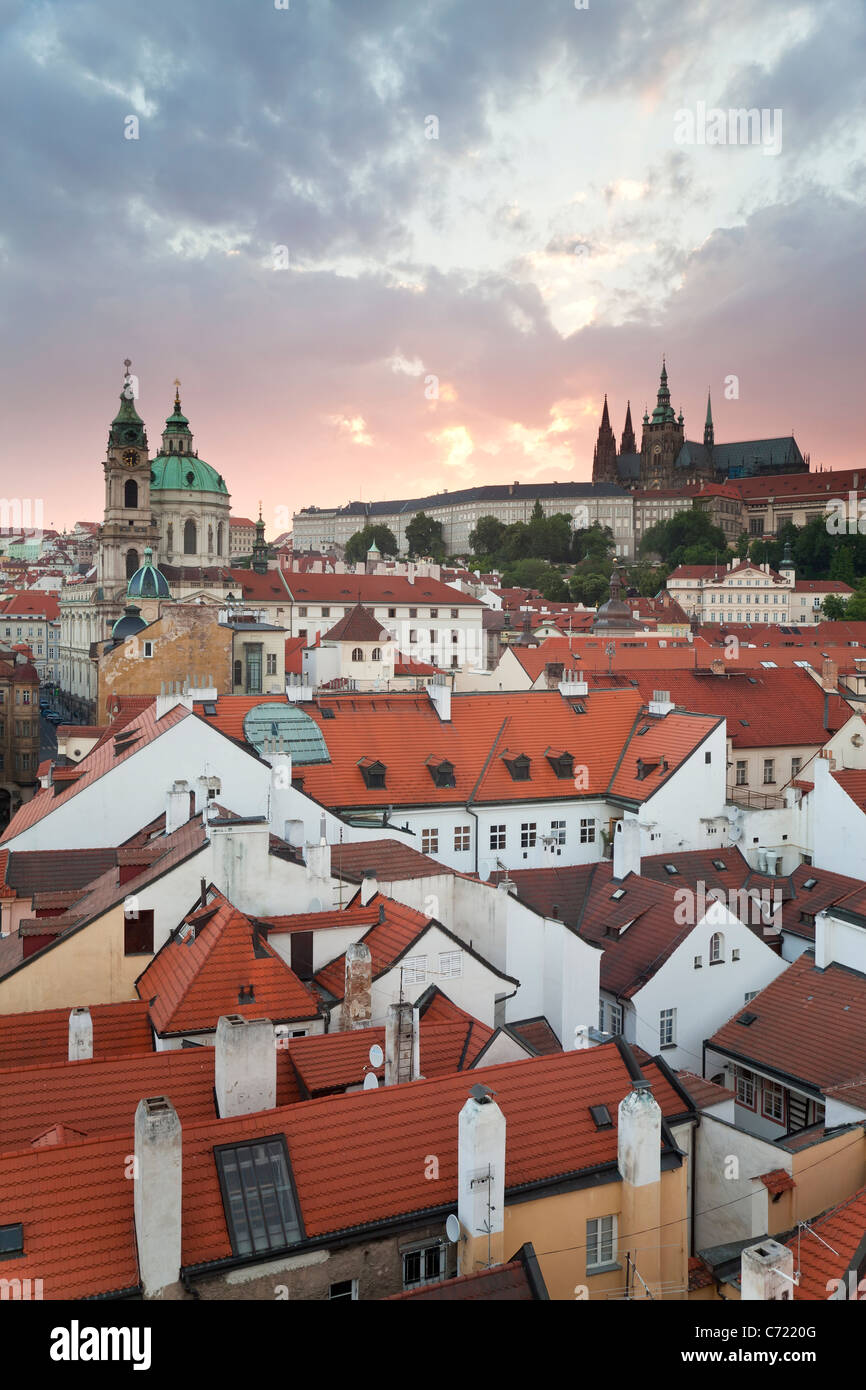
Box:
[592, 361, 808, 491]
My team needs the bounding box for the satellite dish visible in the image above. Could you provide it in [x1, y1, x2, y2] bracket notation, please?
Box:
[369, 1043, 384, 1068]
[287, 820, 305, 848]
[478, 860, 492, 883]
[445, 1214, 461, 1244]
[307, 897, 323, 913]
[363, 1071, 379, 1091]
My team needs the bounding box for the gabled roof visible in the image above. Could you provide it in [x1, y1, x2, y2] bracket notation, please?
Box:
[0, 1040, 688, 1299]
[708, 951, 866, 1106]
[788, 1182, 866, 1300]
[387, 1242, 549, 1300]
[2, 847, 118, 899]
[136, 891, 320, 1036]
[675, 1071, 735, 1110]
[330, 839, 452, 884]
[0, 1001, 153, 1070]
[283, 573, 482, 606]
[509, 635, 701, 681]
[321, 603, 390, 644]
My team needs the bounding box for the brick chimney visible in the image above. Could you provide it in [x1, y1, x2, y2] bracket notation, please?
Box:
[821, 658, 838, 691]
[214, 1015, 276, 1118]
[457, 1084, 506, 1273]
[341, 943, 372, 1030]
[740, 1239, 795, 1300]
[134, 1097, 182, 1298]
[68, 1007, 93, 1061]
[710, 658, 725, 675]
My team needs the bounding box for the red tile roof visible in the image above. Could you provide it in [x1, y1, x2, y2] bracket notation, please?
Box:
[510, 635, 703, 681]
[759, 1168, 795, 1195]
[0, 1000, 153, 1070]
[330, 839, 452, 884]
[0, 1041, 689, 1298]
[313, 896, 436, 999]
[788, 1182, 866, 1300]
[708, 952, 866, 1105]
[675, 1071, 735, 1109]
[506, 1017, 562, 1055]
[3, 847, 118, 899]
[322, 603, 390, 643]
[387, 1249, 545, 1299]
[136, 892, 321, 1036]
[284, 573, 482, 607]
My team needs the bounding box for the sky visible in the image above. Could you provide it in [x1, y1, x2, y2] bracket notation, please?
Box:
[1, 0, 864, 537]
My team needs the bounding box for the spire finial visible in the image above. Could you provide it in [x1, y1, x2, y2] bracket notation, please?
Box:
[173, 377, 181, 408]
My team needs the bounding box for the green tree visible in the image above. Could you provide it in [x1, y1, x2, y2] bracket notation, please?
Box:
[344, 524, 398, 563]
[821, 594, 848, 620]
[829, 544, 856, 585]
[735, 530, 750, 560]
[640, 511, 728, 567]
[572, 522, 614, 566]
[405, 511, 445, 559]
[569, 572, 610, 606]
[468, 515, 506, 555]
[501, 522, 534, 562]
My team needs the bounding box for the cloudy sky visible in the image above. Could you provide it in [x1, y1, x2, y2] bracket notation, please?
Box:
[1, 0, 864, 535]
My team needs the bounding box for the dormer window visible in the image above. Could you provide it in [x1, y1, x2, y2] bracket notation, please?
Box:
[426, 756, 455, 788]
[502, 751, 531, 782]
[358, 757, 387, 789]
[545, 748, 574, 780]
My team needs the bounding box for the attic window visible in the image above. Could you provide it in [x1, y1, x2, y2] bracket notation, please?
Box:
[238, 984, 255, 1004]
[712, 859, 727, 871]
[214, 1137, 302, 1257]
[503, 753, 531, 782]
[545, 748, 574, 779]
[739, 719, 750, 727]
[320, 707, 336, 720]
[802, 877, 818, 890]
[572, 703, 586, 715]
[426, 756, 456, 788]
[0, 1223, 24, 1259]
[737, 1011, 758, 1026]
[610, 888, 626, 901]
[589, 1104, 612, 1130]
[203, 703, 217, 717]
[358, 757, 387, 790]
[636, 724, 651, 735]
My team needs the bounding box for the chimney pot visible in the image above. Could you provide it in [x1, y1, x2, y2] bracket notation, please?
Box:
[214, 1014, 276, 1118]
[134, 1096, 182, 1298]
[68, 1006, 93, 1061]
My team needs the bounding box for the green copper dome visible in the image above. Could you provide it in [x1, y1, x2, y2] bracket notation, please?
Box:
[150, 454, 229, 494]
[127, 548, 171, 600]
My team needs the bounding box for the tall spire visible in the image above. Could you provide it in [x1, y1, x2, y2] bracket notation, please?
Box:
[600, 393, 610, 430]
[109, 359, 147, 450]
[621, 400, 636, 454]
[592, 393, 618, 484]
[704, 389, 714, 449]
[651, 358, 676, 424]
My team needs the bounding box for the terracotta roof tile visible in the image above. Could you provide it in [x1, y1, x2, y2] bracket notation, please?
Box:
[788, 1181, 866, 1300]
[314, 896, 434, 999]
[0, 1000, 153, 1069]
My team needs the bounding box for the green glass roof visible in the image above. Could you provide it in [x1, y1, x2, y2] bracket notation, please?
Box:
[150, 454, 229, 494]
[243, 704, 331, 765]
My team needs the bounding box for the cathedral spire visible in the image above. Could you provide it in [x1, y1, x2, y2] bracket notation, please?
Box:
[704, 389, 714, 449]
[109, 360, 147, 450]
[162, 381, 194, 456]
[621, 400, 636, 454]
[592, 393, 618, 484]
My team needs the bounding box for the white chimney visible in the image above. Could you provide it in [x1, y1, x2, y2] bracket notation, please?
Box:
[68, 1007, 93, 1061]
[426, 680, 451, 722]
[359, 869, 378, 906]
[214, 1015, 277, 1118]
[457, 1086, 506, 1273]
[266, 750, 294, 837]
[559, 669, 589, 697]
[155, 692, 194, 720]
[648, 690, 674, 716]
[613, 818, 641, 881]
[617, 1079, 662, 1188]
[341, 943, 372, 1030]
[166, 780, 191, 836]
[385, 1002, 419, 1084]
[740, 1239, 796, 1300]
[134, 1096, 182, 1298]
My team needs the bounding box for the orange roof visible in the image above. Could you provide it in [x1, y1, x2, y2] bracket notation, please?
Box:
[314, 895, 438, 998]
[0, 1001, 153, 1070]
[510, 635, 709, 680]
[789, 1182, 866, 1299]
[284, 573, 482, 606]
[136, 892, 321, 1036]
[0, 1040, 690, 1298]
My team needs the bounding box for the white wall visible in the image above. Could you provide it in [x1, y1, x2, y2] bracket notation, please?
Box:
[694, 1114, 790, 1249]
[634, 722, 728, 856]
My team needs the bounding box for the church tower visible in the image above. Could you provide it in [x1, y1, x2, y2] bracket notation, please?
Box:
[592, 395, 619, 484]
[621, 401, 636, 455]
[639, 359, 685, 488]
[97, 360, 160, 595]
[251, 506, 269, 575]
[704, 390, 714, 451]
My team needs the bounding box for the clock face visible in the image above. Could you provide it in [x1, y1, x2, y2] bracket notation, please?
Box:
[123, 449, 138, 467]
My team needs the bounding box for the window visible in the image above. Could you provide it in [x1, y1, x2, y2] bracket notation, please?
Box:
[586, 1215, 617, 1271]
[124, 908, 154, 955]
[429, 609, 438, 618]
[659, 1008, 676, 1048]
[371, 647, 382, 662]
[550, 819, 566, 845]
[763, 758, 775, 785]
[401, 956, 427, 985]
[329, 1280, 357, 1301]
[705, 751, 711, 764]
[233, 659, 242, 687]
[520, 822, 537, 849]
[215, 1136, 301, 1256]
[359, 758, 387, 789]
[421, 828, 439, 854]
[298, 606, 308, 617]
[736, 1067, 756, 1109]
[402, 1242, 444, 1289]
[744, 990, 759, 1003]
[490, 824, 506, 850]
[183, 519, 197, 555]
[266, 653, 277, 675]
[580, 818, 596, 844]
[439, 950, 463, 978]
[409, 608, 417, 618]
[321, 607, 331, 617]
[791, 756, 802, 778]
[709, 932, 724, 964]
[694, 955, 702, 969]
[735, 761, 747, 786]
[731, 948, 740, 961]
[762, 1080, 786, 1125]
[504, 753, 530, 782]
[608, 1002, 623, 1035]
[0, 1223, 24, 1259]
[450, 608, 458, 618]
[453, 825, 470, 852]
[387, 607, 396, 618]
[351, 647, 364, 662]
[143, 641, 153, 658]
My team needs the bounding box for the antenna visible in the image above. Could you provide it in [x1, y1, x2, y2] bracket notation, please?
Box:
[368, 1042, 384, 1069]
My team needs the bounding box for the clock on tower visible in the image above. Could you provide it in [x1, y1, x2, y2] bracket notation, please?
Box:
[123, 449, 138, 467]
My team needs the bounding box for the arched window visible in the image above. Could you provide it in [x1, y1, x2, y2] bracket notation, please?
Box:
[124, 479, 138, 509]
[351, 647, 364, 662]
[710, 932, 724, 963]
[183, 520, 196, 555]
[166, 523, 173, 554]
[371, 647, 382, 661]
[126, 549, 139, 579]
[178, 440, 184, 452]
[217, 522, 223, 555]
[208, 525, 213, 553]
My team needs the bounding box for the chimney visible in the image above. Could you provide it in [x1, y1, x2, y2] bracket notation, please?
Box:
[68, 1006, 93, 1061]
[304, 819, 331, 885]
[166, 780, 191, 836]
[457, 1085, 506, 1273]
[214, 1015, 276, 1118]
[648, 689, 674, 715]
[384, 1001, 419, 1084]
[617, 1078, 662, 1297]
[613, 818, 641, 880]
[426, 679, 451, 722]
[360, 869, 378, 906]
[740, 1239, 795, 1300]
[821, 658, 838, 691]
[341, 943, 372, 1030]
[558, 668, 589, 697]
[266, 749, 294, 837]
[709, 658, 725, 675]
[134, 1097, 182, 1298]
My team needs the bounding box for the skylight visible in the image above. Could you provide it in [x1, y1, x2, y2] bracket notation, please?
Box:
[802, 877, 818, 890]
[0, 1223, 23, 1258]
[737, 1012, 758, 1026]
[610, 888, 626, 901]
[712, 860, 727, 871]
[589, 1104, 612, 1130]
[215, 1137, 302, 1257]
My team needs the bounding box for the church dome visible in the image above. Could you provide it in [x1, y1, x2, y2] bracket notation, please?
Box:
[111, 603, 147, 641]
[127, 548, 171, 600]
[150, 454, 229, 495]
